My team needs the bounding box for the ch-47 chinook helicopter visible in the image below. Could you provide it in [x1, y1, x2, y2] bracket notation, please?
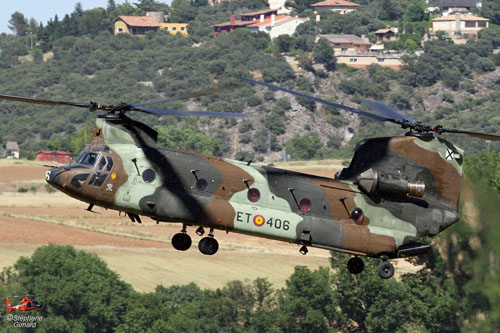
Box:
[1, 77, 499, 279]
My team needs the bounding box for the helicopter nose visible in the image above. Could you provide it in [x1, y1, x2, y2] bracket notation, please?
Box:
[45, 167, 63, 188]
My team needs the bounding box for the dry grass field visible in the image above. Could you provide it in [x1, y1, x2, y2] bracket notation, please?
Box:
[0, 159, 340, 292]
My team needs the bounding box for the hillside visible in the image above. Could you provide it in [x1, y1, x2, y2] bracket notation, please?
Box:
[1, 0, 500, 162]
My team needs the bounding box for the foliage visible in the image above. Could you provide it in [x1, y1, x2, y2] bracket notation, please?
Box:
[286, 133, 324, 160]
[155, 120, 222, 156]
[0, 245, 135, 331]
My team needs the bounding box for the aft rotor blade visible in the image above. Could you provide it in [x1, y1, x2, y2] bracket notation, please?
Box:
[131, 84, 243, 107]
[241, 77, 392, 122]
[136, 107, 249, 118]
[364, 100, 414, 123]
[440, 128, 500, 141]
[0, 93, 90, 108]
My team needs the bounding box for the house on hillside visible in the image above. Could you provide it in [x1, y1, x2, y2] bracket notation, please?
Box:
[317, 34, 404, 69]
[317, 34, 371, 54]
[310, 0, 360, 14]
[428, 0, 481, 15]
[336, 53, 404, 70]
[213, 9, 279, 36]
[431, 13, 488, 42]
[5, 141, 20, 159]
[247, 15, 308, 39]
[36, 151, 71, 164]
[114, 12, 188, 36]
[374, 28, 398, 42]
[114, 16, 162, 35]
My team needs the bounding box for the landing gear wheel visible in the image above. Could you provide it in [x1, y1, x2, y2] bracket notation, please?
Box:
[377, 261, 395, 279]
[171, 233, 192, 251]
[347, 257, 364, 274]
[198, 237, 219, 255]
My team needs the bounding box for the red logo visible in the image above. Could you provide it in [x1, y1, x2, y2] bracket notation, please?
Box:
[253, 215, 265, 227]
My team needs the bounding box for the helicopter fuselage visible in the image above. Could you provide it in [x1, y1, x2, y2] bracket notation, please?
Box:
[46, 115, 463, 259]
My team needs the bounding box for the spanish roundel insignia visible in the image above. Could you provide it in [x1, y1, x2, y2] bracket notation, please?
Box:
[253, 215, 265, 227]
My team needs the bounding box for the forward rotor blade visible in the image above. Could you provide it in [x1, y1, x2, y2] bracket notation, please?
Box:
[440, 128, 500, 141]
[131, 84, 243, 107]
[136, 107, 249, 118]
[0, 93, 90, 108]
[364, 100, 414, 123]
[240, 77, 392, 122]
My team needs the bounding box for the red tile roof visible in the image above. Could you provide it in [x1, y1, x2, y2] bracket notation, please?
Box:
[213, 20, 254, 28]
[114, 16, 162, 28]
[311, 0, 360, 7]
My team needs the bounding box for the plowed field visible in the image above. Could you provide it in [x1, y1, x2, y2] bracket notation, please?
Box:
[0, 160, 334, 292]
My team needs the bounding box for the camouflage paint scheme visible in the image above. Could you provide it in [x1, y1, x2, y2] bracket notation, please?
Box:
[46, 115, 464, 258]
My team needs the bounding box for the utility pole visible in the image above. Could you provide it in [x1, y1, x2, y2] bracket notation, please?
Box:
[266, 129, 271, 163]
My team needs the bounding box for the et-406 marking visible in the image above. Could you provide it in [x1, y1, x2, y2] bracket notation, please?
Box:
[235, 211, 290, 230]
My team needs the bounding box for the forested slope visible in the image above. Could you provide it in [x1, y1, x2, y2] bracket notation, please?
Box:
[1, 0, 500, 161]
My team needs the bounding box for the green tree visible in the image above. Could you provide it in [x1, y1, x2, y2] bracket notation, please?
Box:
[312, 37, 336, 71]
[286, 133, 324, 160]
[404, 1, 428, 22]
[277, 266, 337, 332]
[155, 121, 222, 156]
[2, 245, 134, 332]
[8, 12, 28, 36]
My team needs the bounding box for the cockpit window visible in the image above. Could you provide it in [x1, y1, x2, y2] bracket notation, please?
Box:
[106, 156, 114, 171]
[89, 172, 108, 187]
[77, 152, 99, 167]
[97, 157, 107, 170]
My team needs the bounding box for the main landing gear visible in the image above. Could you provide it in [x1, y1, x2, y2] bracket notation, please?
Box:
[171, 225, 219, 255]
[171, 224, 192, 251]
[346, 256, 395, 279]
[198, 227, 219, 255]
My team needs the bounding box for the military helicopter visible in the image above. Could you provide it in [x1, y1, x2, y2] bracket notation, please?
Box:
[5, 295, 42, 312]
[1, 77, 499, 279]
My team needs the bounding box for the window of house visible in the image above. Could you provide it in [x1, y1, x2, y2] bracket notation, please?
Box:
[465, 21, 475, 28]
[478, 21, 486, 27]
[349, 58, 357, 62]
[118, 28, 123, 32]
[377, 58, 384, 63]
[173, 27, 177, 31]
[165, 26, 169, 30]
[181, 27, 185, 31]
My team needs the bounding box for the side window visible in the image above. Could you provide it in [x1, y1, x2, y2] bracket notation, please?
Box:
[89, 172, 108, 187]
[97, 157, 106, 170]
[106, 156, 114, 171]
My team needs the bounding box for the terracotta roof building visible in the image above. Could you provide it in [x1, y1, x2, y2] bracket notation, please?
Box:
[114, 16, 162, 35]
[213, 10, 279, 36]
[311, 0, 360, 14]
[248, 15, 308, 39]
[317, 34, 371, 53]
[431, 13, 489, 40]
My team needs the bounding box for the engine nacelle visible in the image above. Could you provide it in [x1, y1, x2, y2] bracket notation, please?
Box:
[355, 168, 425, 198]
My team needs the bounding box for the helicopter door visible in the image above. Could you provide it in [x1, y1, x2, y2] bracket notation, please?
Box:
[87, 155, 117, 205]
